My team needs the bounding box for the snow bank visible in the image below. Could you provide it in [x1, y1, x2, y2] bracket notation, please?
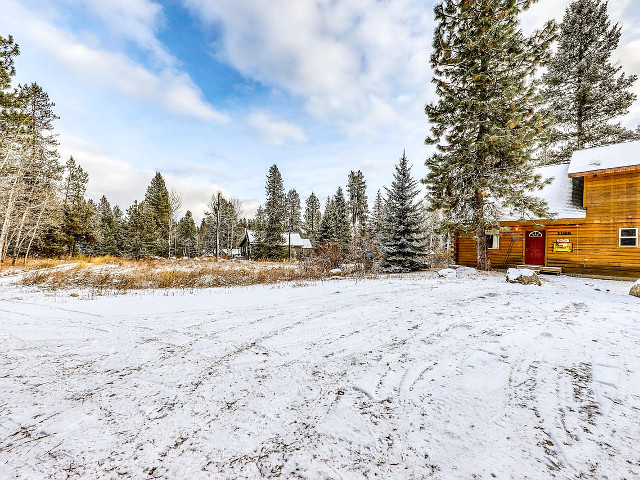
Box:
[439, 266, 477, 278]
[438, 268, 456, 278]
[506, 268, 541, 286]
[455, 266, 477, 277]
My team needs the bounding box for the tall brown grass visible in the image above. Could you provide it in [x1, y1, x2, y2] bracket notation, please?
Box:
[19, 257, 333, 294]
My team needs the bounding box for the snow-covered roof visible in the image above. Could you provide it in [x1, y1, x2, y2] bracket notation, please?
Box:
[500, 163, 587, 221]
[568, 140, 640, 176]
[244, 230, 313, 248]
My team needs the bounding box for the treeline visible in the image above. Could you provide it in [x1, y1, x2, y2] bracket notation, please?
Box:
[247, 153, 445, 272]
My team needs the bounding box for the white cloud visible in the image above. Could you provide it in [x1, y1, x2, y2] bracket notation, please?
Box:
[59, 133, 258, 222]
[184, 0, 432, 134]
[77, 0, 172, 64]
[247, 112, 307, 146]
[1, 0, 227, 122]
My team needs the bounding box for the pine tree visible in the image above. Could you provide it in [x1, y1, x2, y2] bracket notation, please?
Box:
[61, 156, 90, 256]
[302, 192, 321, 242]
[425, 0, 555, 270]
[176, 210, 198, 257]
[316, 196, 336, 244]
[250, 205, 268, 259]
[125, 200, 156, 259]
[95, 195, 118, 256]
[144, 172, 171, 256]
[263, 164, 286, 259]
[541, 0, 639, 162]
[112, 205, 126, 254]
[370, 189, 386, 249]
[332, 187, 351, 249]
[285, 189, 301, 260]
[381, 152, 425, 272]
[347, 170, 368, 236]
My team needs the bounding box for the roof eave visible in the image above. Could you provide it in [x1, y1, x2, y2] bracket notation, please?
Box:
[569, 164, 640, 178]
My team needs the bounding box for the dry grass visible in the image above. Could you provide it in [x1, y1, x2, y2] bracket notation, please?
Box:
[0, 258, 71, 276]
[19, 257, 337, 294]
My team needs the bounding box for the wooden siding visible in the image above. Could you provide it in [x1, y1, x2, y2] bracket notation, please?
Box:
[455, 169, 640, 276]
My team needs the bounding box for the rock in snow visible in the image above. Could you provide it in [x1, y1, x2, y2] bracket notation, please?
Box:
[438, 268, 456, 278]
[630, 279, 640, 297]
[506, 268, 541, 286]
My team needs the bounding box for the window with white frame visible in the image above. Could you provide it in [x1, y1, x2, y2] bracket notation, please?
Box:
[486, 233, 500, 250]
[619, 228, 638, 247]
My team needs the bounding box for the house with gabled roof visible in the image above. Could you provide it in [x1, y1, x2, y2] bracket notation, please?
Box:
[238, 230, 314, 259]
[454, 140, 640, 277]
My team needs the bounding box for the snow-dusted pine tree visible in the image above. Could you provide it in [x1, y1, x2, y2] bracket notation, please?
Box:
[316, 196, 335, 245]
[381, 152, 425, 272]
[370, 189, 386, 249]
[263, 164, 286, 259]
[285, 188, 301, 260]
[347, 170, 368, 237]
[144, 172, 171, 256]
[425, 0, 555, 270]
[332, 187, 351, 250]
[302, 192, 321, 242]
[541, 0, 638, 163]
[176, 210, 198, 257]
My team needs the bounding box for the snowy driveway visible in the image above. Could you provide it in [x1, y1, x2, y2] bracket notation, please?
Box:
[1, 273, 640, 478]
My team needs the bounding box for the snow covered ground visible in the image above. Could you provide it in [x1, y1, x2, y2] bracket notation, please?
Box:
[1, 271, 640, 479]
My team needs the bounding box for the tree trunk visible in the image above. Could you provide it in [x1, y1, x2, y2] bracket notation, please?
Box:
[474, 190, 490, 271]
[0, 170, 23, 263]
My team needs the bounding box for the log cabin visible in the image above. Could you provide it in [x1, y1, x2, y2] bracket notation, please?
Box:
[454, 140, 640, 277]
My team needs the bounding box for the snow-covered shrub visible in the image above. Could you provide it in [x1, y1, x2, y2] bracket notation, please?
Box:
[630, 280, 640, 298]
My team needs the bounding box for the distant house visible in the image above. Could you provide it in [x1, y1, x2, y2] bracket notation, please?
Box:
[455, 140, 640, 277]
[238, 230, 314, 259]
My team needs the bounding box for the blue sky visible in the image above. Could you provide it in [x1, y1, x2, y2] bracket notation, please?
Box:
[2, 0, 640, 221]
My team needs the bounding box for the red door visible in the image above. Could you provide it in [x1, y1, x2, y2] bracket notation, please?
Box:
[525, 231, 545, 266]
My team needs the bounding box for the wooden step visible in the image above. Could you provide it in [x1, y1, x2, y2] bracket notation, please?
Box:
[516, 265, 563, 275]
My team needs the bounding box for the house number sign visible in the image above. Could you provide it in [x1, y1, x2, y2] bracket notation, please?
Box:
[556, 231, 572, 236]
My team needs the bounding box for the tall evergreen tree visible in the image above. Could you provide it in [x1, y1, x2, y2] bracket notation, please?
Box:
[176, 210, 198, 257]
[262, 164, 286, 258]
[425, 0, 555, 270]
[347, 170, 368, 236]
[61, 156, 90, 256]
[541, 0, 639, 163]
[370, 189, 386, 249]
[125, 200, 156, 259]
[316, 196, 336, 245]
[249, 205, 269, 259]
[144, 172, 171, 256]
[95, 195, 118, 256]
[285, 188, 301, 260]
[332, 187, 351, 249]
[302, 192, 321, 242]
[112, 205, 126, 254]
[381, 152, 425, 272]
